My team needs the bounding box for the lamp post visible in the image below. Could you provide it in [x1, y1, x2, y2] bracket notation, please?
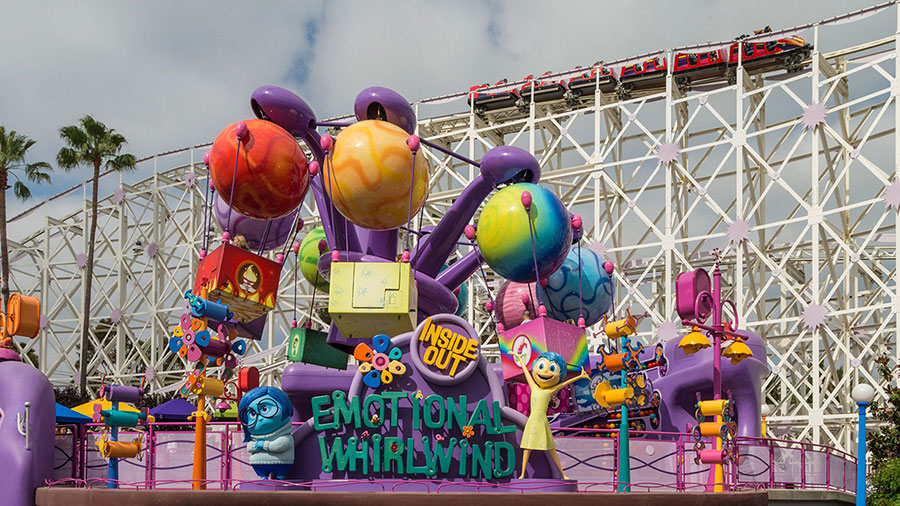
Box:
[676, 253, 751, 492]
[760, 404, 771, 437]
[851, 383, 875, 506]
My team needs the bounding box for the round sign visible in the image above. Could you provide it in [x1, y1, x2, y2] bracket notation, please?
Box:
[510, 334, 533, 368]
[409, 313, 480, 386]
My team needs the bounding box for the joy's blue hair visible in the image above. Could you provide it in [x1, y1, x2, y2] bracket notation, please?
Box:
[238, 386, 294, 441]
[535, 351, 568, 376]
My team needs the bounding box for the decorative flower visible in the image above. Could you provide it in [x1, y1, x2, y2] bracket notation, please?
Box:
[354, 334, 406, 389]
[462, 426, 475, 439]
[656, 142, 679, 166]
[370, 414, 380, 425]
[434, 434, 445, 442]
[360, 431, 370, 440]
[390, 442, 399, 452]
[414, 390, 423, 400]
[146, 242, 159, 258]
[110, 308, 123, 324]
[75, 253, 87, 269]
[112, 188, 126, 205]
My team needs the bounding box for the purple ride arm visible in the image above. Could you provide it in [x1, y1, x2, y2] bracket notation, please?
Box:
[357, 227, 398, 261]
[250, 85, 360, 253]
[435, 247, 484, 292]
[412, 145, 541, 277]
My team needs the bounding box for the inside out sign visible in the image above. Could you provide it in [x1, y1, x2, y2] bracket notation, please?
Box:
[410, 314, 480, 385]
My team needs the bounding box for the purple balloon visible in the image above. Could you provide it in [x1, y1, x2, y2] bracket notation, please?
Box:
[213, 194, 297, 251]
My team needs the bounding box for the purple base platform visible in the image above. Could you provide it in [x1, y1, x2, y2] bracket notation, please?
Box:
[239, 480, 311, 491]
[241, 479, 579, 493]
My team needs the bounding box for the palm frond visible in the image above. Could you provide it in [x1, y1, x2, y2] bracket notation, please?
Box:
[13, 181, 31, 200]
[108, 153, 137, 172]
[56, 147, 81, 170]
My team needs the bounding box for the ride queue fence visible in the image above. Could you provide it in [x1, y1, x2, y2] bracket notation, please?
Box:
[48, 423, 856, 493]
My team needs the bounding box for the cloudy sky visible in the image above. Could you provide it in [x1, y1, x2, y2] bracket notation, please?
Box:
[0, 0, 883, 233]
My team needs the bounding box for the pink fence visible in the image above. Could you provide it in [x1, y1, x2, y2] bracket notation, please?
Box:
[49, 423, 856, 493]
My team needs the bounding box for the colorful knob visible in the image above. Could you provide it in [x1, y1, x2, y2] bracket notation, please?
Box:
[235, 120, 249, 141]
[320, 134, 334, 152]
[521, 191, 532, 209]
[406, 135, 420, 152]
[309, 160, 320, 176]
[604, 260, 614, 275]
[464, 224, 476, 240]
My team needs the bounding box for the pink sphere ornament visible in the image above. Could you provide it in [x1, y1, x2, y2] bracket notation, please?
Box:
[309, 160, 320, 176]
[538, 304, 547, 317]
[485, 301, 494, 312]
[296, 217, 304, 230]
[275, 253, 285, 264]
[235, 120, 249, 140]
[221, 231, 231, 243]
[572, 214, 582, 230]
[521, 191, 532, 209]
[406, 135, 421, 152]
[577, 317, 586, 328]
[291, 319, 298, 328]
[203, 151, 210, 167]
[540, 277, 548, 287]
[199, 249, 207, 260]
[320, 134, 334, 152]
[401, 251, 410, 262]
[292, 242, 301, 254]
[604, 260, 614, 275]
[318, 239, 328, 253]
[464, 225, 476, 241]
[331, 250, 341, 262]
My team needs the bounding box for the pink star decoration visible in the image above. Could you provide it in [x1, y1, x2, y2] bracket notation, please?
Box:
[144, 366, 156, 382]
[184, 173, 198, 187]
[657, 321, 680, 341]
[727, 219, 750, 243]
[801, 102, 827, 130]
[39, 315, 48, 329]
[112, 188, 125, 205]
[587, 242, 607, 256]
[110, 308, 123, 324]
[883, 180, 900, 211]
[801, 303, 828, 329]
[656, 142, 679, 166]
[146, 242, 159, 258]
[75, 253, 87, 269]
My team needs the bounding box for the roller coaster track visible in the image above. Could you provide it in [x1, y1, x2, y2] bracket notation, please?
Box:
[8, 2, 900, 454]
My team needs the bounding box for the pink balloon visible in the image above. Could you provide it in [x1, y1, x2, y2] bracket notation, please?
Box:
[496, 280, 539, 329]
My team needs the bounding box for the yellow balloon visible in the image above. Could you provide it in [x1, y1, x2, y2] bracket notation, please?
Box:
[325, 120, 429, 230]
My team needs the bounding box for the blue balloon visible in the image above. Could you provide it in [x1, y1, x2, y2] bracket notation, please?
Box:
[539, 246, 613, 326]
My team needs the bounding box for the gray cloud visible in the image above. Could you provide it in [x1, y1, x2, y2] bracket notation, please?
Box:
[0, 0, 881, 225]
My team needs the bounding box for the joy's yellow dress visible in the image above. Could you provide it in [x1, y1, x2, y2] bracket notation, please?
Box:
[521, 387, 554, 450]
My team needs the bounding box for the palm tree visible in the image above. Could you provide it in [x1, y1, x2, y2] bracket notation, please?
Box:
[0, 127, 52, 313]
[57, 116, 136, 393]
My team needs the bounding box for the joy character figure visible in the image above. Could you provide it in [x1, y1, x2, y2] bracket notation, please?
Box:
[238, 386, 295, 480]
[511, 350, 589, 480]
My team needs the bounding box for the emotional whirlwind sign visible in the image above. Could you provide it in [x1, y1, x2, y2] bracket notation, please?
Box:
[312, 390, 517, 478]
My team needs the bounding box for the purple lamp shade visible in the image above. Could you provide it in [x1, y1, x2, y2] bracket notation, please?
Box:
[213, 194, 297, 251]
[353, 87, 417, 134]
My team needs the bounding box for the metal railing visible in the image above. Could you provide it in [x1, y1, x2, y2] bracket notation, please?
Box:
[48, 423, 855, 493]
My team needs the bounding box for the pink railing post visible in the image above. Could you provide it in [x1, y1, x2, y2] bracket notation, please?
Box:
[769, 439, 775, 489]
[825, 446, 830, 490]
[613, 431, 619, 491]
[676, 435, 684, 491]
[800, 442, 807, 489]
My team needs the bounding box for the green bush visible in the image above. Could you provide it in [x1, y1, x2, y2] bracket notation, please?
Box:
[869, 458, 900, 506]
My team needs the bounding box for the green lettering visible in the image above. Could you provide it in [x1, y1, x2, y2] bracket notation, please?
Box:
[411, 396, 422, 431]
[470, 442, 492, 479]
[492, 401, 516, 434]
[332, 391, 362, 429]
[493, 441, 516, 477]
[406, 437, 429, 474]
[381, 391, 406, 428]
[466, 399, 491, 433]
[318, 435, 351, 473]
[446, 395, 468, 431]
[423, 395, 445, 429]
[363, 394, 385, 428]
[312, 395, 335, 430]
[371, 434, 383, 472]
[384, 437, 404, 473]
[344, 437, 368, 473]
[432, 438, 458, 474]
[457, 439, 469, 475]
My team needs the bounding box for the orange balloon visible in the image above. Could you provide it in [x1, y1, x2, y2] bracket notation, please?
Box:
[209, 119, 309, 220]
[324, 120, 429, 230]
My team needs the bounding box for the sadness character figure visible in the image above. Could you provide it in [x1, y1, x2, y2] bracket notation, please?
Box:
[510, 350, 589, 480]
[238, 386, 294, 480]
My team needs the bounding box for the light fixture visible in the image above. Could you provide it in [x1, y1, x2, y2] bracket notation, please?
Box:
[851, 383, 875, 404]
[678, 326, 711, 355]
[722, 337, 753, 365]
